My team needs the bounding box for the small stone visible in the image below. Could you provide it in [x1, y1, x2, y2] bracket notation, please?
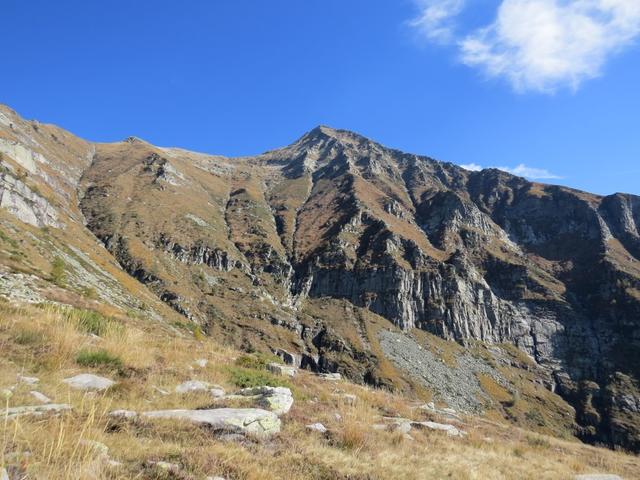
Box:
[318, 373, 341, 381]
[30, 391, 52, 404]
[334, 413, 342, 422]
[414, 421, 465, 437]
[574, 476, 622, 480]
[153, 386, 169, 396]
[17, 374, 39, 385]
[194, 359, 208, 368]
[63, 374, 115, 391]
[306, 423, 327, 433]
[148, 461, 180, 472]
[1, 468, 8, 480]
[109, 409, 138, 419]
[175, 380, 211, 394]
[80, 440, 109, 456]
[419, 402, 436, 411]
[107, 460, 123, 468]
[341, 394, 357, 405]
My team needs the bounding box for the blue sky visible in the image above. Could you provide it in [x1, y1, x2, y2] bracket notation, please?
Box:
[2, 0, 639, 195]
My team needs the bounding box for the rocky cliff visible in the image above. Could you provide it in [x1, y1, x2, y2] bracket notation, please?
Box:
[0, 105, 638, 451]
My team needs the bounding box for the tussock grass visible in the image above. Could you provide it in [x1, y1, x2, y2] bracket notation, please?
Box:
[1, 301, 639, 479]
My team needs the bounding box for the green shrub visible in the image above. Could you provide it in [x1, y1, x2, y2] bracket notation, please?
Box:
[50, 257, 67, 286]
[68, 308, 117, 336]
[75, 349, 122, 369]
[13, 329, 46, 345]
[80, 286, 98, 300]
[234, 352, 281, 370]
[227, 367, 290, 389]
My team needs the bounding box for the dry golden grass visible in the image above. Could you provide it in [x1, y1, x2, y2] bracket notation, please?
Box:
[1, 301, 639, 479]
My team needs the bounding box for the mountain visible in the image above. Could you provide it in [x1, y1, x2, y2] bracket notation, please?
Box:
[1, 104, 639, 452]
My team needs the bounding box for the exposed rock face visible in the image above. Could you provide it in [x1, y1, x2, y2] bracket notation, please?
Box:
[0, 104, 638, 451]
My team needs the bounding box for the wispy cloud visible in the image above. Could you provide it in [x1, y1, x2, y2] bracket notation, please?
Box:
[460, 162, 561, 180]
[412, 0, 640, 92]
[410, 0, 466, 42]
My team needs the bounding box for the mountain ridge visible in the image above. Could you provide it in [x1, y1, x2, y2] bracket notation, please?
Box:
[0, 103, 639, 452]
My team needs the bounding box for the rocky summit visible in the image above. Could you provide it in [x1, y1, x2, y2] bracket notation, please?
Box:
[1, 103, 639, 457]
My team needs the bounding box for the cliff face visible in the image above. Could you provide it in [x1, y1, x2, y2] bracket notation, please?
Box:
[0, 106, 638, 450]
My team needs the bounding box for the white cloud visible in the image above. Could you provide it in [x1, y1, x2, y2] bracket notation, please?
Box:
[410, 0, 466, 42]
[412, 0, 640, 92]
[460, 162, 561, 179]
[497, 163, 561, 179]
[460, 163, 482, 171]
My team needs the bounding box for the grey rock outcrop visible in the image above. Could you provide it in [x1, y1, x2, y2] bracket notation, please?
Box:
[141, 408, 281, 437]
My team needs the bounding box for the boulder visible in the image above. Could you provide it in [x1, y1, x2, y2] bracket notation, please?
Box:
[63, 374, 115, 391]
[267, 363, 297, 378]
[210, 387, 226, 398]
[5, 403, 71, 419]
[141, 408, 281, 437]
[238, 386, 293, 416]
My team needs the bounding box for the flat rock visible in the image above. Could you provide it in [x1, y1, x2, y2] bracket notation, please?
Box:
[238, 386, 293, 416]
[141, 408, 281, 437]
[317, 373, 341, 381]
[63, 374, 115, 391]
[109, 409, 138, 419]
[194, 359, 208, 368]
[5, 403, 71, 419]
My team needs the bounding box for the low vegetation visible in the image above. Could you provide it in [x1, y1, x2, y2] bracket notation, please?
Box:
[1, 300, 639, 479]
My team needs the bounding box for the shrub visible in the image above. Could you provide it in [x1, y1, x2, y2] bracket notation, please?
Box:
[234, 352, 281, 370]
[13, 328, 46, 345]
[227, 367, 290, 389]
[80, 286, 98, 300]
[75, 349, 122, 369]
[70, 308, 116, 336]
[50, 257, 67, 286]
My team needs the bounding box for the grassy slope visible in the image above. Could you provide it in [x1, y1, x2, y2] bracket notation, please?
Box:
[1, 301, 639, 480]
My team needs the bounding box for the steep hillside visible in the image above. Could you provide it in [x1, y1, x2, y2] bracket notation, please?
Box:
[1, 104, 639, 456]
